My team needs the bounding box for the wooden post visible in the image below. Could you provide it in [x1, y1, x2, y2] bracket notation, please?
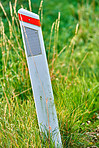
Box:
[18, 8, 62, 147]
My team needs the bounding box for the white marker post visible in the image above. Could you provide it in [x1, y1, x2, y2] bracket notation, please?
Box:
[18, 8, 62, 147]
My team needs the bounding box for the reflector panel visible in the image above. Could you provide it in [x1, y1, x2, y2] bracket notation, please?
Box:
[23, 26, 41, 56]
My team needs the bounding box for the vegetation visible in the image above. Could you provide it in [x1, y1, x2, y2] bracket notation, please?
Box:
[0, 0, 99, 147]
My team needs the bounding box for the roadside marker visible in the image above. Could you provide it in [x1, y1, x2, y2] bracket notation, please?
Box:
[18, 8, 62, 147]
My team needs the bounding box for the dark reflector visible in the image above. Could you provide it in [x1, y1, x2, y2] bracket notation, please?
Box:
[23, 26, 41, 56]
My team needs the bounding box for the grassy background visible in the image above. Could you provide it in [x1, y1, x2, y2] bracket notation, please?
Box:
[0, 0, 99, 147]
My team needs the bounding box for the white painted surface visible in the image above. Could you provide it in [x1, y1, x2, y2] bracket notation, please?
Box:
[18, 8, 62, 147]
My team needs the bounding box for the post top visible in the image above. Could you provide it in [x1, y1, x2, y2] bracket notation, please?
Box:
[18, 8, 39, 20]
[18, 8, 41, 26]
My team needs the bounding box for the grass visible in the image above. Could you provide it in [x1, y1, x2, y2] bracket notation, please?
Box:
[0, 0, 99, 147]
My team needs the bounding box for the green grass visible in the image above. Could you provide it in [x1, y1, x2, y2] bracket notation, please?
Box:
[0, 0, 99, 147]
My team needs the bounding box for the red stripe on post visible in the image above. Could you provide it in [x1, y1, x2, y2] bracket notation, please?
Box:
[18, 13, 41, 27]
